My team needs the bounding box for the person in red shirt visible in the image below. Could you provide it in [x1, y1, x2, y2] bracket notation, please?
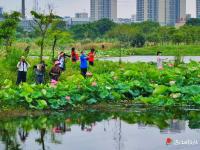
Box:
[71, 47, 79, 63]
[88, 48, 95, 66]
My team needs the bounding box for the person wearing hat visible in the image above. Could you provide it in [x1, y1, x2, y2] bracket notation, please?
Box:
[58, 52, 70, 71]
[16, 56, 30, 85]
[49, 61, 61, 81]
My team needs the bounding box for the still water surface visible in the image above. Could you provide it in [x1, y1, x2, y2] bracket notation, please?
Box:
[0, 108, 200, 150]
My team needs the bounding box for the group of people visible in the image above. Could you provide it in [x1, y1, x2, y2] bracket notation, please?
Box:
[16, 48, 167, 85]
[16, 48, 96, 85]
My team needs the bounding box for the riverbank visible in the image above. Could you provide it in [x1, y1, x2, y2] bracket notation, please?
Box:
[99, 56, 200, 63]
[1, 104, 200, 120]
[4, 43, 200, 58]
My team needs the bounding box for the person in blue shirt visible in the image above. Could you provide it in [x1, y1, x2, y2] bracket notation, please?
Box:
[80, 51, 88, 78]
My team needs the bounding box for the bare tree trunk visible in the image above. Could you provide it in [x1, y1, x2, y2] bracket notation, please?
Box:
[52, 36, 57, 61]
[40, 36, 45, 62]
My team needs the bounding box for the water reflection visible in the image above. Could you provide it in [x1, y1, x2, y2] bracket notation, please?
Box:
[0, 108, 200, 150]
[160, 120, 186, 134]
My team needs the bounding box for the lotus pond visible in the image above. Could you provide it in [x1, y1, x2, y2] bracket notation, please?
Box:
[1, 61, 200, 110]
[1, 107, 200, 150]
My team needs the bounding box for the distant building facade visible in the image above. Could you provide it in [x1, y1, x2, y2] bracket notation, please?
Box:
[22, 0, 25, 19]
[20, 19, 35, 31]
[186, 14, 192, 21]
[90, 0, 117, 21]
[197, 0, 200, 18]
[136, 0, 146, 22]
[136, 0, 186, 26]
[70, 18, 90, 26]
[160, 120, 186, 134]
[63, 14, 90, 28]
[131, 14, 136, 22]
[0, 7, 3, 18]
[75, 12, 89, 18]
[117, 18, 132, 24]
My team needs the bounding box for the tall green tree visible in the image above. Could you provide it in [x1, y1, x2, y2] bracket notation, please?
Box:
[47, 19, 73, 60]
[31, 11, 55, 62]
[0, 11, 21, 53]
[186, 18, 200, 26]
[106, 24, 146, 47]
[70, 19, 116, 40]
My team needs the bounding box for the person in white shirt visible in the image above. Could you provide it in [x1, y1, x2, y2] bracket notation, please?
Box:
[157, 51, 167, 69]
[157, 52, 163, 69]
[16, 56, 30, 85]
[58, 52, 70, 71]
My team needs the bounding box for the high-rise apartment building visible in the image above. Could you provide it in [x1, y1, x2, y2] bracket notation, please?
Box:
[0, 7, 3, 17]
[90, 0, 117, 21]
[136, 0, 186, 26]
[22, 0, 25, 19]
[148, 0, 159, 21]
[197, 0, 200, 18]
[136, 0, 145, 22]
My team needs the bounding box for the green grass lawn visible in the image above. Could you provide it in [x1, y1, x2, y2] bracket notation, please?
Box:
[100, 45, 200, 57]
[2, 44, 200, 58]
[72, 45, 200, 57]
[133, 45, 200, 56]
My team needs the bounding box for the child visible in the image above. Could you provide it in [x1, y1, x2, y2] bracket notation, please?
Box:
[88, 48, 95, 66]
[49, 61, 61, 81]
[16, 56, 30, 85]
[80, 51, 88, 78]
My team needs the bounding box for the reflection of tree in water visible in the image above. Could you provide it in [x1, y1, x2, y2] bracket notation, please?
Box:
[1, 109, 200, 149]
[51, 122, 71, 144]
[35, 128, 46, 150]
[0, 124, 21, 150]
[160, 120, 186, 134]
[18, 128, 28, 143]
[113, 119, 124, 150]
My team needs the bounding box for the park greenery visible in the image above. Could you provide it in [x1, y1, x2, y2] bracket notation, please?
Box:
[1, 11, 200, 58]
[0, 11, 200, 111]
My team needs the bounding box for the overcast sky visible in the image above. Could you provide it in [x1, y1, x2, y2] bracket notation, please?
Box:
[0, 0, 197, 18]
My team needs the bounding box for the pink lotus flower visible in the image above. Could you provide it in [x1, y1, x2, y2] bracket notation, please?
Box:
[168, 64, 174, 67]
[52, 127, 61, 133]
[91, 82, 97, 87]
[50, 80, 58, 88]
[65, 96, 71, 101]
[86, 72, 93, 77]
[51, 79, 58, 85]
